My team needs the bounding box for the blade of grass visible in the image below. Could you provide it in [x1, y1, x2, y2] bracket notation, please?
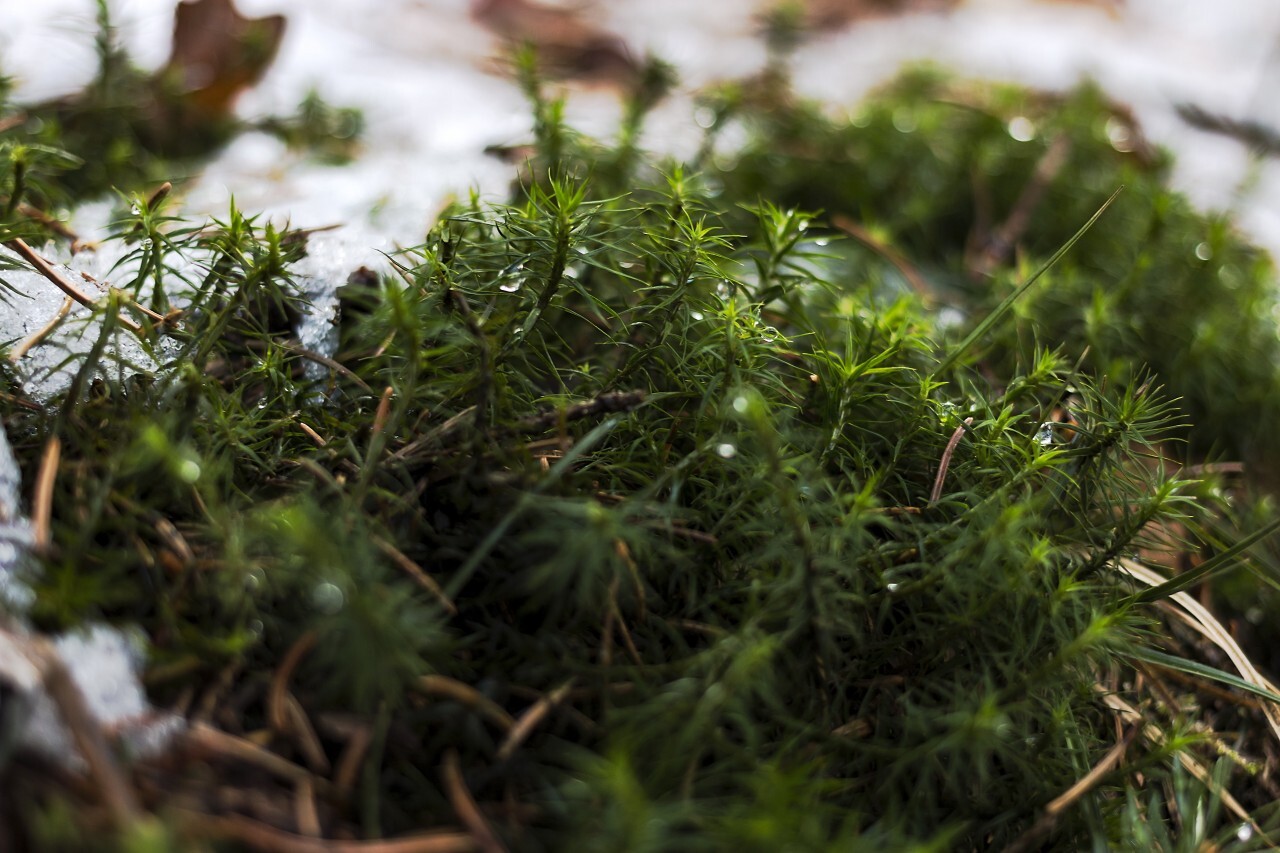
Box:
[931, 187, 1122, 377]
[1125, 515, 1280, 604]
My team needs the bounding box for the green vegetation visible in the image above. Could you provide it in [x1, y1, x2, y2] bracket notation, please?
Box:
[3, 8, 1280, 852]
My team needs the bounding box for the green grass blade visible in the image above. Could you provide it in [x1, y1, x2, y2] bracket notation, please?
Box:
[931, 187, 1123, 378]
[1126, 515, 1280, 604]
[1124, 646, 1280, 705]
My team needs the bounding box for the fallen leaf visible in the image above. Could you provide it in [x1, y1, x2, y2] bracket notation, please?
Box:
[159, 0, 287, 120]
[472, 0, 639, 84]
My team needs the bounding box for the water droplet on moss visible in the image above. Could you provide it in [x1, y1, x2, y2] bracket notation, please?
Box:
[311, 582, 345, 614]
[499, 280, 522, 293]
[1194, 242, 1213, 261]
[716, 443, 737, 459]
[1007, 116, 1036, 142]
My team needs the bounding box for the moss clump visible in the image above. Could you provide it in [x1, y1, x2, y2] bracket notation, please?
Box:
[3, 14, 1280, 853]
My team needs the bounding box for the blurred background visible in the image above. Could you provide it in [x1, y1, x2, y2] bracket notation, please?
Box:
[3, 0, 1280, 256]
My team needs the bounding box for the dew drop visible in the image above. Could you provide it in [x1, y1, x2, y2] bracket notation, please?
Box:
[177, 459, 201, 483]
[813, 237, 830, 247]
[499, 280, 522, 293]
[761, 327, 778, 343]
[1035, 423, 1054, 447]
[1194, 241, 1213, 261]
[732, 395, 749, 413]
[130, 203, 141, 215]
[1007, 116, 1036, 142]
[1105, 117, 1134, 153]
[892, 107, 918, 134]
[716, 280, 733, 299]
[244, 567, 265, 592]
[311, 582, 345, 615]
[716, 443, 737, 459]
[1238, 825, 1254, 843]
[690, 310, 704, 321]
[886, 582, 900, 593]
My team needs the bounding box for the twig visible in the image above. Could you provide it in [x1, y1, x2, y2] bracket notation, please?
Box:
[4, 627, 142, 829]
[414, 675, 514, 731]
[10, 296, 73, 363]
[373, 536, 456, 614]
[269, 631, 318, 734]
[967, 135, 1072, 279]
[830, 215, 934, 305]
[441, 749, 507, 853]
[496, 681, 575, 762]
[333, 724, 373, 805]
[299, 421, 329, 448]
[371, 385, 394, 440]
[32, 436, 60, 554]
[1004, 725, 1138, 853]
[185, 722, 333, 796]
[5, 238, 142, 335]
[929, 417, 973, 504]
[279, 341, 374, 393]
[177, 810, 478, 853]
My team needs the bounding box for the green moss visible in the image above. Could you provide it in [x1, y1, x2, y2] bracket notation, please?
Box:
[1, 17, 1280, 853]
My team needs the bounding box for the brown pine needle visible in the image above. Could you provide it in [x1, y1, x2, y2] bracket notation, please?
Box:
[269, 631, 318, 731]
[9, 295, 73, 362]
[496, 680, 575, 762]
[930, 417, 973, 504]
[415, 675, 514, 731]
[372, 385, 394, 439]
[32, 436, 60, 554]
[373, 536, 456, 614]
[5, 237, 142, 335]
[441, 749, 507, 853]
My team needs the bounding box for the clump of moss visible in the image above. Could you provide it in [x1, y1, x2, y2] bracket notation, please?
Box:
[3, 12, 1280, 853]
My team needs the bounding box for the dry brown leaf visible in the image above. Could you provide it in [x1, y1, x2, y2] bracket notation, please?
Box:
[160, 0, 287, 120]
[471, 0, 638, 84]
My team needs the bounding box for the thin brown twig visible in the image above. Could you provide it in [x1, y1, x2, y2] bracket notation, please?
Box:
[184, 722, 333, 796]
[295, 777, 322, 838]
[373, 536, 456, 614]
[32, 436, 60, 554]
[929, 417, 973, 504]
[269, 631, 318, 734]
[333, 724, 373, 805]
[415, 675, 514, 731]
[177, 809, 478, 853]
[5, 238, 143, 335]
[299, 421, 329, 448]
[5, 628, 142, 829]
[967, 135, 1073, 279]
[830, 215, 935, 305]
[371, 385, 394, 440]
[1004, 725, 1139, 853]
[497, 681, 576, 762]
[442, 749, 507, 853]
[9, 296, 73, 363]
[279, 341, 373, 393]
